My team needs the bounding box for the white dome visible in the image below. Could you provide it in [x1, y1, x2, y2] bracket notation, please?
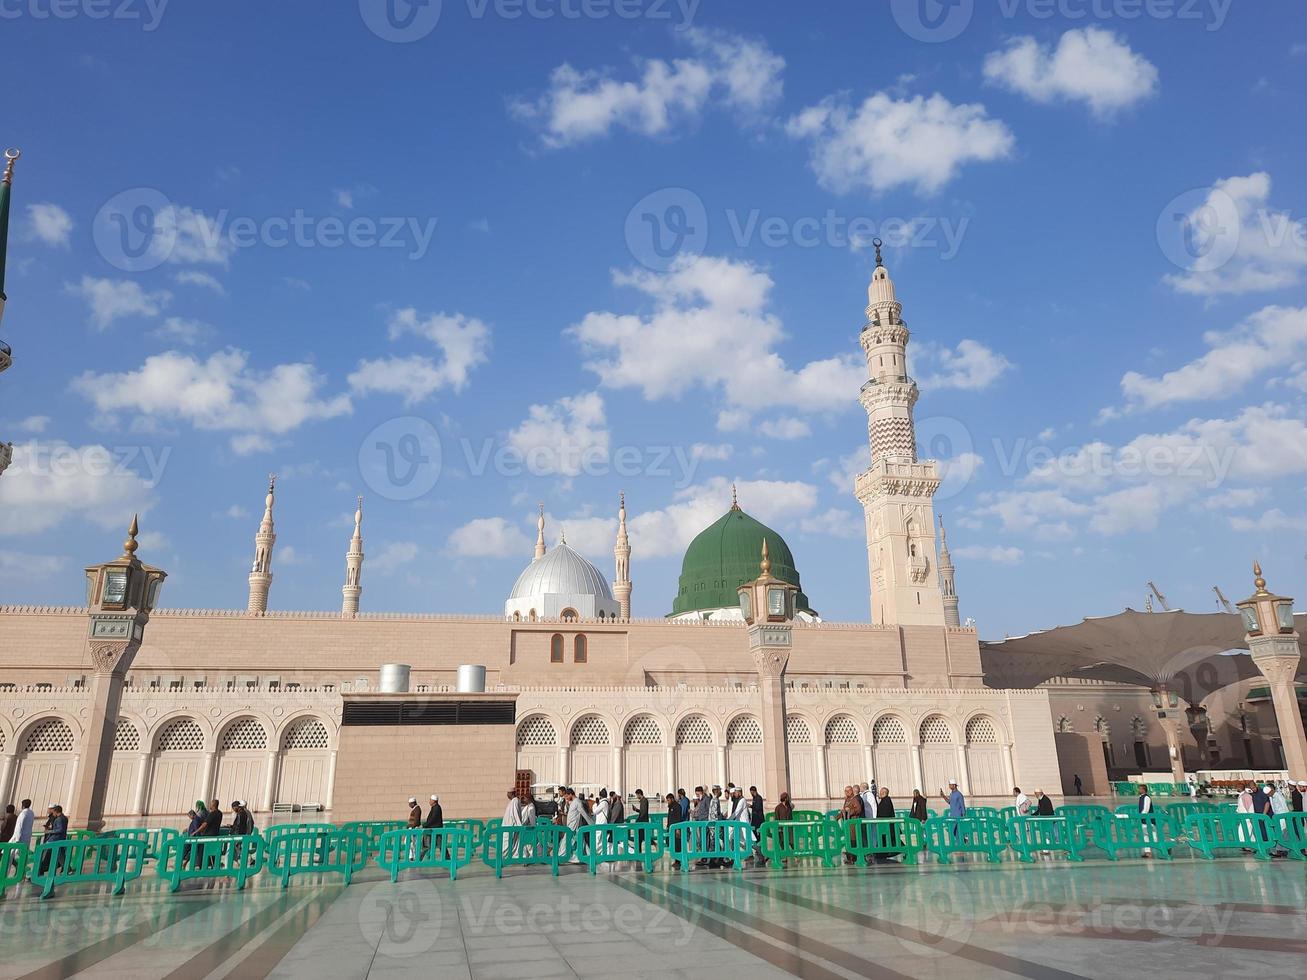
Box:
[509, 544, 614, 602]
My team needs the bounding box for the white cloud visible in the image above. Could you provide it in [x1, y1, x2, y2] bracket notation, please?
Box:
[913, 339, 1013, 391]
[954, 544, 1024, 565]
[690, 442, 733, 461]
[448, 517, 532, 558]
[370, 541, 419, 574]
[570, 256, 864, 424]
[67, 276, 170, 330]
[334, 189, 354, 209]
[507, 391, 610, 478]
[349, 309, 491, 403]
[0, 551, 66, 580]
[71, 349, 351, 453]
[541, 512, 617, 557]
[511, 30, 783, 147]
[0, 441, 156, 536]
[152, 316, 216, 346]
[154, 205, 235, 267]
[27, 203, 73, 247]
[1163, 174, 1307, 297]
[759, 417, 811, 440]
[14, 415, 50, 433]
[786, 91, 1014, 195]
[984, 28, 1159, 117]
[628, 477, 818, 558]
[825, 445, 870, 493]
[1229, 509, 1307, 532]
[1119, 306, 1307, 411]
[799, 507, 862, 538]
[225, 504, 249, 519]
[173, 270, 226, 294]
[1202, 488, 1265, 511]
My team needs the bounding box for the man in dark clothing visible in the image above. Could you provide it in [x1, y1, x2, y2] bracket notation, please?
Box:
[1073, 774, 1083, 796]
[1292, 781, 1305, 812]
[874, 788, 897, 862]
[609, 791, 625, 824]
[194, 799, 223, 868]
[677, 789, 689, 819]
[634, 789, 649, 822]
[748, 786, 767, 867]
[665, 793, 684, 871]
[39, 804, 69, 875]
[230, 800, 254, 864]
[1035, 790, 1055, 816]
[422, 794, 444, 859]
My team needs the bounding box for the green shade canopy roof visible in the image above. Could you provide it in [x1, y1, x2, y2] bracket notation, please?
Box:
[669, 504, 812, 617]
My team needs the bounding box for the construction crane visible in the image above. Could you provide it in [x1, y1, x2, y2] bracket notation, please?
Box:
[1147, 581, 1171, 612]
[1213, 586, 1236, 614]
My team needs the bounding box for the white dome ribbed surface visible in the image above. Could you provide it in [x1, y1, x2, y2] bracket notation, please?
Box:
[509, 544, 614, 601]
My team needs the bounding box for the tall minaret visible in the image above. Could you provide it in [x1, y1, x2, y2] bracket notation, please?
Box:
[613, 491, 632, 619]
[534, 503, 546, 560]
[854, 240, 946, 626]
[938, 516, 960, 627]
[0, 149, 21, 479]
[246, 474, 277, 614]
[341, 496, 364, 617]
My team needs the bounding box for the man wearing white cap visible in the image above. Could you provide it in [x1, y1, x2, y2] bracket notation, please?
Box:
[938, 779, 966, 819]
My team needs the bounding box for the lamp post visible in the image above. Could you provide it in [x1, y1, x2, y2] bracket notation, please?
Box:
[71, 516, 167, 831]
[1237, 563, 1307, 778]
[738, 540, 799, 804]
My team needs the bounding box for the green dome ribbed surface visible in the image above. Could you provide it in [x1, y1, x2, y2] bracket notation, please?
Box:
[669, 506, 812, 617]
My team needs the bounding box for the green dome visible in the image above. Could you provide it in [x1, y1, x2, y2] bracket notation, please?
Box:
[669, 505, 813, 617]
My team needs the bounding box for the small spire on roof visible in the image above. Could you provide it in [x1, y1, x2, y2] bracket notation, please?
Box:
[760, 538, 771, 576]
[1253, 561, 1269, 595]
[873, 237, 884, 268]
[2, 148, 18, 186]
[123, 513, 139, 557]
[730, 483, 739, 511]
[560, 527, 566, 546]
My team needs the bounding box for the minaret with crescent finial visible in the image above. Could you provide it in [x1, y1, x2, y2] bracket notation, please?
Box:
[247, 475, 277, 614]
[613, 491, 632, 619]
[854, 240, 947, 626]
[534, 503, 546, 560]
[0, 147, 21, 479]
[341, 496, 365, 617]
[938, 515, 960, 627]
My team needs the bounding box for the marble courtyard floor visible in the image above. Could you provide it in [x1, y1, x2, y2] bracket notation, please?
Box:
[0, 857, 1303, 979]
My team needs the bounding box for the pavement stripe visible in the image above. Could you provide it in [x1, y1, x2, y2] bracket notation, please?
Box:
[652, 875, 919, 979]
[13, 899, 213, 980]
[160, 888, 323, 980]
[611, 875, 849, 979]
[741, 878, 1091, 980]
[226, 885, 346, 979]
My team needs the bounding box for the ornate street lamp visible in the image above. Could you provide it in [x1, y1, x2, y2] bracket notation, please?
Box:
[1236, 563, 1307, 778]
[71, 517, 167, 830]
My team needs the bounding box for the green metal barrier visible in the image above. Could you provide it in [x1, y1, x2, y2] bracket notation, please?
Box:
[29, 837, 148, 899]
[340, 820, 407, 857]
[1163, 800, 1231, 819]
[263, 822, 337, 841]
[1098, 812, 1178, 860]
[575, 822, 665, 873]
[1055, 805, 1113, 848]
[481, 823, 573, 878]
[156, 833, 265, 892]
[758, 818, 841, 868]
[1113, 781, 1135, 796]
[108, 827, 181, 861]
[923, 816, 1008, 863]
[967, 806, 1002, 820]
[766, 809, 824, 822]
[376, 827, 475, 881]
[894, 807, 938, 821]
[1008, 816, 1083, 862]
[666, 820, 753, 871]
[1183, 812, 1278, 861]
[266, 829, 368, 887]
[447, 818, 487, 850]
[1276, 813, 1307, 860]
[1, 843, 30, 898]
[841, 818, 923, 865]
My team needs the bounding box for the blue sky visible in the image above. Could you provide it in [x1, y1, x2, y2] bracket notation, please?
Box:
[1, 0, 1305, 637]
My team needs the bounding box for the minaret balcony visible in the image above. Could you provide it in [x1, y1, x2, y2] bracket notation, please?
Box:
[908, 554, 931, 584]
[860, 374, 915, 393]
[0, 340, 11, 374]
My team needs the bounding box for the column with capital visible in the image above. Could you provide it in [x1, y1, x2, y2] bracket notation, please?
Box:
[71, 517, 167, 831]
[1238, 564, 1307, 777]
[740, 540, 798, 804]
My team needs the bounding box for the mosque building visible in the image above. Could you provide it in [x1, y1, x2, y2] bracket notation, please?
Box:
[0, 161, 1299, 827]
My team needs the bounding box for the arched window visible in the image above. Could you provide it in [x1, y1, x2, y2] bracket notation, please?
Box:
[1094, 716, 1111, 741]
[283, 718, 330, 750]
[825, 715, 860, 744]
[570, 715, 610, 746]
[965, 717, 999, 744]
[727, 716, 763, 744]
[574, 634, 588, 663]
[560, 607, 578, 621]
[550, 634, 564, 663]
[919, 716, 955, 743]
[24, 719, 74, 753]
[872, 716, 908, 744]
[785, 715, 813, 744]
[676, 715, 714, 744]
[1056, 716, 1074, 734]
[528, 609, 537, 621]
[623, 715, 663, 744]
[157, 718, 205, 752]
[517, 716, 558, 747]
[113, 719, 141, 752]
